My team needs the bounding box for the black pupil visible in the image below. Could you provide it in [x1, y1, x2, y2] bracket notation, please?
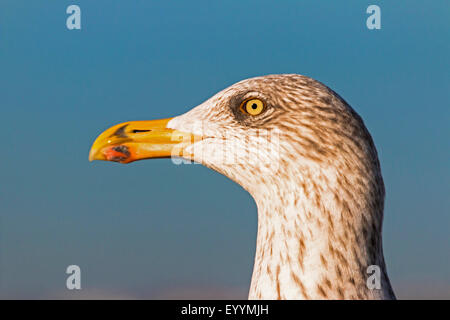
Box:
[251, 103, 258, 109]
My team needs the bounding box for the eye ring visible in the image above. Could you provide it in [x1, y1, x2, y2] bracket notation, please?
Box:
[240, 98, 265, 116]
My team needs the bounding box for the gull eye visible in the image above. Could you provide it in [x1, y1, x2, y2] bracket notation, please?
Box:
[241, 98, 265, 116]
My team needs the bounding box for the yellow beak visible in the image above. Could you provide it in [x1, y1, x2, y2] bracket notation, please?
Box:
[89, 118, 198, 164]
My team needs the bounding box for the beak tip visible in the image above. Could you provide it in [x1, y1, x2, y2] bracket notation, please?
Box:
[89, 146, 103, 162]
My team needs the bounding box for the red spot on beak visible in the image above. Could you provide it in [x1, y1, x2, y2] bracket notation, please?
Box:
[103, 145, 130, 162]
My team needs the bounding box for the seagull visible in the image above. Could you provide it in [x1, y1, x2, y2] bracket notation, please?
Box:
[89, 74, 396, 300]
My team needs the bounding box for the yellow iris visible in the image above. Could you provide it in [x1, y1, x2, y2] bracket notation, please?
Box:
[242, 98, 264, 116]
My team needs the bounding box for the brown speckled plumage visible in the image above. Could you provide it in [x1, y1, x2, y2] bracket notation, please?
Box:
[168, 74, 395, 300]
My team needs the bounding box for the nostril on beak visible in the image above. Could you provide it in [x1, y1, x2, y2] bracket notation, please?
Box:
[132, 129, 151, 133]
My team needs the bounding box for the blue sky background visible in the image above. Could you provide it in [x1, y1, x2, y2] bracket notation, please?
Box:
[0, 1, 448, 299]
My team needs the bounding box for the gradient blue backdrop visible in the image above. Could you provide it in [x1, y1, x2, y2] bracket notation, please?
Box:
[0, 0, 448, 299]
